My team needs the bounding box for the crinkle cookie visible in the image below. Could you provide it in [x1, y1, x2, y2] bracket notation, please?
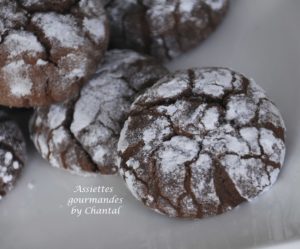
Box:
[117, 67, 286, 218]
[0, 110, 26, 200]
[105, 0, 229, 60]
[0, 0, 109, 107]
[30, 50, 168, 176]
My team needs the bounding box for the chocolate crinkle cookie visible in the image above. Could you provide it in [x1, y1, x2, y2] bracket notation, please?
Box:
[30, 49, 168, 176]
[104, 0, 228, 60]
[0, 109, 26, 200]
[0, 0, 109, 107]
[117, 67, 286, 219]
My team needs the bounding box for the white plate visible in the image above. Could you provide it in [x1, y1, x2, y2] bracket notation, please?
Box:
[1, 0, 300, 248]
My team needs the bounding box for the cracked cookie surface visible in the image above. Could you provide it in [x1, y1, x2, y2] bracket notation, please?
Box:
[117, 67, 286, 218]
[30, 49, 168, 176]
[0, 109, 26, 200]
[0, 0, 109, 107]
[105, 0, 228, 60]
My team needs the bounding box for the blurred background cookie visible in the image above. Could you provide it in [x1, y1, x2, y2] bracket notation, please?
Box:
[0, 109, 26, 200]
[0, 0, 109, 107]
[30, 50, 168, 176]
[105, 0, 229, 60]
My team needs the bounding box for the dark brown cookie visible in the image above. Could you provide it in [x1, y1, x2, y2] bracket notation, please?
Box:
[0, 109, 26, 200]
[117, 67, 286, 218]
[105, 0, 228, 60]
[30, 49, 168, 176]
[0, 0, 109, 107]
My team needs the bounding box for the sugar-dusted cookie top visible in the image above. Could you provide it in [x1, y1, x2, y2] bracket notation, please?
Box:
[118, 67, 286, 218]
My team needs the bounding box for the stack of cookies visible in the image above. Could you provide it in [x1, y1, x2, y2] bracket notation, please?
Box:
[0, 0, 286, 219]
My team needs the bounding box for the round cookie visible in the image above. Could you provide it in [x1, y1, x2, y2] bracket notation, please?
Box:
[0, 109, 26, 200]
[105, 0, 229, 60]
[0, 0, 109, 107]
[30, 49, 168, 176]
[117, 67, 286, 218]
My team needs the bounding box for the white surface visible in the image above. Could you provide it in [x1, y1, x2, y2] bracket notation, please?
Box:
[1, 0, 300, 248]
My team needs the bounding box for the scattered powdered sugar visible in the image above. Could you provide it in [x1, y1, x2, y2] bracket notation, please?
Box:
[12, 161, 20, 170]
[1, 174, 13, 184]
[4, 152, 13, 166]
[27, 181, 35, 190]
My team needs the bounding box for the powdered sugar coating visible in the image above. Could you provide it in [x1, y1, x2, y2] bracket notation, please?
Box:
[30, 49, 168, 176]
[4, 31, 44, 58]
[203, 0, 227, 10]
[0, 110, 26, 200]
[32, 13, 84, 48]
[118, 67, 286, 218]
[19, 0, 77, 11]
[105, 0, 229, 60]
[2, 60, 33, 97]
[0, 0, 109, 107]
